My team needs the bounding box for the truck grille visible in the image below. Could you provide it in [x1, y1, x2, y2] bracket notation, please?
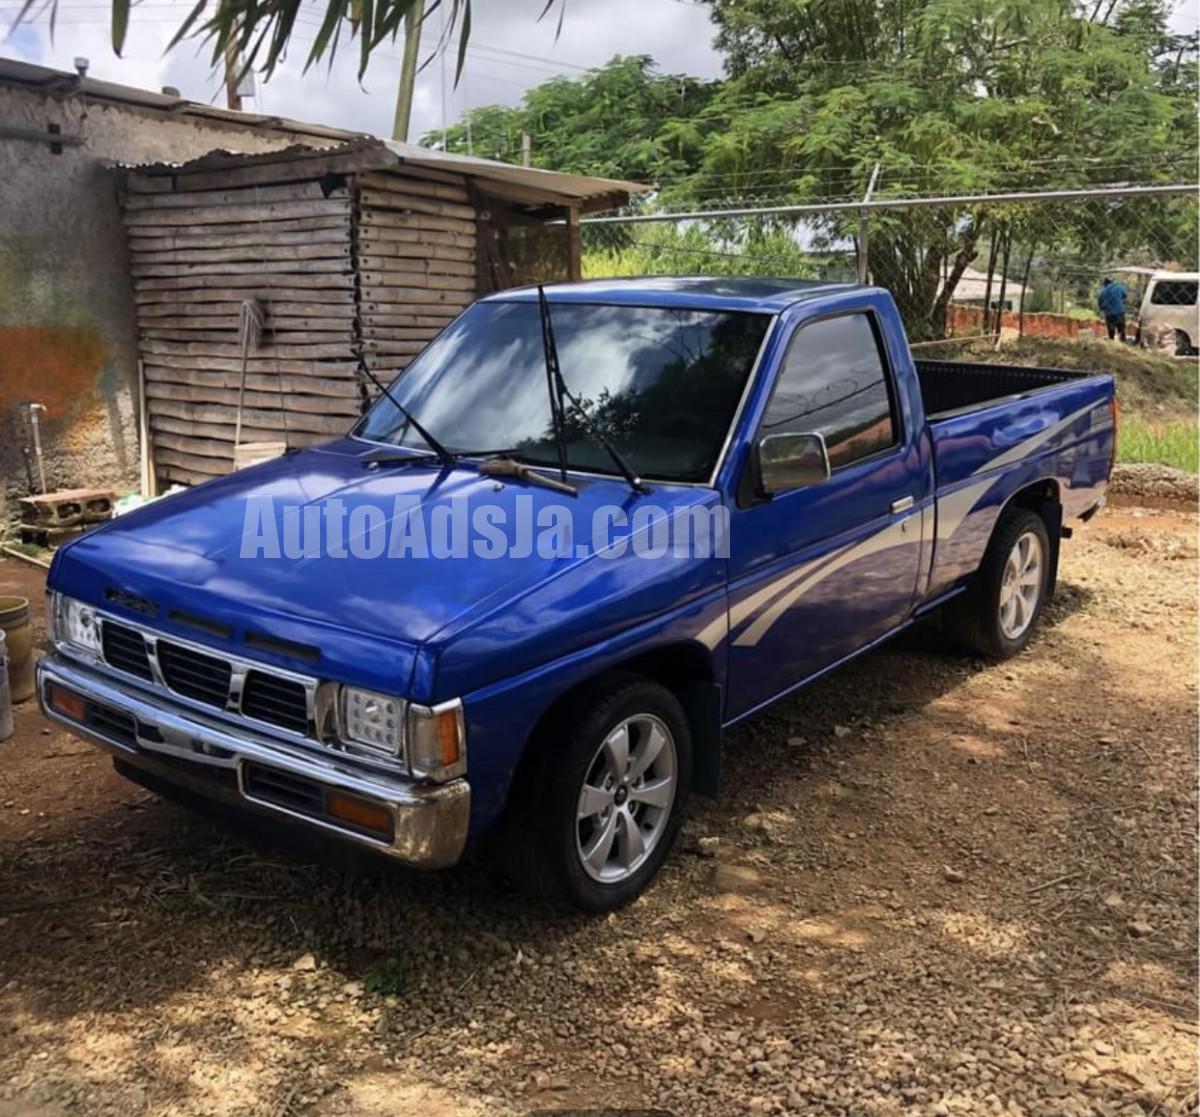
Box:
[156, 639, 233, 708]
[101, 621, 153, 680]
[241, 671, 310, 735]
[97, 616, 316, 738]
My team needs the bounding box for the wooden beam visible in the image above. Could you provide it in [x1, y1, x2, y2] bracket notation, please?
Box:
[567, 206, 582, 282]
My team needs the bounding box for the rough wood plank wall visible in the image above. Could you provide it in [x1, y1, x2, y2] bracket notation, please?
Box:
[355, 169, 475, 395]
[122, 175, 360, 487]
[123, 161, 492, 487]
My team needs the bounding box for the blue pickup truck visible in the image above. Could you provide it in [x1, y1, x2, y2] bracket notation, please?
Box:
[38, 278, 1115, 910]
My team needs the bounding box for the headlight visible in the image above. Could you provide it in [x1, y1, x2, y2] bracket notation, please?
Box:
[338, 686, 466, 781]
[406, 699, 466, 781]
[50, 593, 101, 657]
[340, 686, 405, 757]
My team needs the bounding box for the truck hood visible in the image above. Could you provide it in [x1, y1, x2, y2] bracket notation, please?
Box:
[51, 439, 718, 693]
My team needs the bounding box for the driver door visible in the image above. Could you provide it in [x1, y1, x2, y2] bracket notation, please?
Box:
[724, 307, 926, 721]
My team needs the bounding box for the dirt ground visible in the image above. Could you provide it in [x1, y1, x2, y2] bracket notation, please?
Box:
[0, 504, 1195, 1117]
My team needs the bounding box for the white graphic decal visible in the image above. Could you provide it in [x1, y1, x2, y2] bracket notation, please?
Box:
[733, 515, 913, 648]
[971, 401, 1102, 477]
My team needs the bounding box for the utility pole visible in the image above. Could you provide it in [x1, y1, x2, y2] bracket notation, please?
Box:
[522, 132, 532, 167]
[223, 37, 243, 111]
[391, 0, 425, 141]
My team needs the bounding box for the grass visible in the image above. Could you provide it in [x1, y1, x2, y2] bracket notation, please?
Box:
[0, 540, 52, 565]
[363, 957, 409, 996]
[1117, 415, 1199, 473]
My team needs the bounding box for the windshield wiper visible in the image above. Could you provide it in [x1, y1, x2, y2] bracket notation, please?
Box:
[359, 365, 457, 468]
[535, 285, 651, 496]
[360, 447, 442, 468]
[536, 284, 571, 486]
[478, 455, 578, 495]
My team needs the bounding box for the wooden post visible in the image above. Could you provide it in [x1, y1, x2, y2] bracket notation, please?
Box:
[566, 206, 582, 282]
[856, 162, 881, 285]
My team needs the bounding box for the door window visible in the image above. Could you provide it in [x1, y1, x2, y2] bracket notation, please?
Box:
[1150, 280, 1198, 306]
[762, 313, 899, 470]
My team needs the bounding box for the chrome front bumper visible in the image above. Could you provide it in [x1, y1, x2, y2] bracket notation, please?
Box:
[36, 655, 470, 868]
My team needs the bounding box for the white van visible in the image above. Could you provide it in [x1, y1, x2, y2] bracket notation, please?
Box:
[1137, 271, 1199, 356]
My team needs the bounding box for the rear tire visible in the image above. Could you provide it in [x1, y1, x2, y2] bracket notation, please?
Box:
[498, 674, 692, 913]
[944, 507, 1052, 659]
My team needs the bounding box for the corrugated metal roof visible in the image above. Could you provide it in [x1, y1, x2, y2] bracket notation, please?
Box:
[0, 57, 647, 205]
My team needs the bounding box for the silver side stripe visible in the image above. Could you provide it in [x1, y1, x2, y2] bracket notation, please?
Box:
[936, 476, 997, 542]
[702, 398, 1106, 652]
[728, 540, 857, 630]
[700, 539, 859, 650]
[971, 400, 1104, 477]
[733, 515, 913, 648]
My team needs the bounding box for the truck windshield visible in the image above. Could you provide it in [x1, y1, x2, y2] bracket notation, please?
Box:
[353, 300, 770, 483]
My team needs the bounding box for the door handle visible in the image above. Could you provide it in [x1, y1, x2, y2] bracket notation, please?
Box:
[890, 495, 915, 514]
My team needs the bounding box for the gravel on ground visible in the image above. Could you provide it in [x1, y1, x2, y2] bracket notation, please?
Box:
[0, 503, 1195, 1117]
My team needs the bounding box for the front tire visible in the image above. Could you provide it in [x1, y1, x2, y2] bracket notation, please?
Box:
[499, 675, 692, 912]
[945, 507, 1052, 659]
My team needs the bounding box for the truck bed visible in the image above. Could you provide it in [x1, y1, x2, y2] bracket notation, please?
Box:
[914, 359, 1091, 420]
[920, 358, 1115, 600]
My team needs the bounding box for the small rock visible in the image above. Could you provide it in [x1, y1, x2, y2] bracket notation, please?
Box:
[1128, 921, 1154, 938]
[742, 812, 775, 839]
[944, 866, 966, 883]
[833, 725, 852, 739]
[1102, 892, 1124, 910]
[292, 953, 318, 971]
[696, 836, 720, 859]
[712, 863, 762, 893]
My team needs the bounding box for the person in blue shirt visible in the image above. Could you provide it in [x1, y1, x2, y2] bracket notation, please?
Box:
[1097, 277, 1128, 341]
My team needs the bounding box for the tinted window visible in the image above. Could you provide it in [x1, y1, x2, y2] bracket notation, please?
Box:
[762, 313, 898, 469]
[1150, 280, 1198, 306]
[355, 302, 769, 483]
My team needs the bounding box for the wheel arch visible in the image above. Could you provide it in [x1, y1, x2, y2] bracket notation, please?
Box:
[519, 641, 723, 800]
[998, 478, 1063, 598]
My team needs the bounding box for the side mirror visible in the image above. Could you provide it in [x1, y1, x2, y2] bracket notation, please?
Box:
[757, 432, 831, 495]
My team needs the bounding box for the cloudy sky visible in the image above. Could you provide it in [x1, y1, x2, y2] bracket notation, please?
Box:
[2, 0, 1196, 145]
[0, 0, 723, 141]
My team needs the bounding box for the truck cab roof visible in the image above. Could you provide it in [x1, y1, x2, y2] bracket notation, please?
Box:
[482, 276, 858, 314]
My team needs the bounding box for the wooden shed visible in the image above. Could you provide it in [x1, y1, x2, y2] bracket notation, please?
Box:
[119, 138, 644, 488]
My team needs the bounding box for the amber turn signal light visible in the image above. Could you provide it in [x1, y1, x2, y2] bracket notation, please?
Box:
[47, 682, 87, 723]
[326, 792, 394, 840]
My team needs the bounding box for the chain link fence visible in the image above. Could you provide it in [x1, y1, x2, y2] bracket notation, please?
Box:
[582, 183, 1199, 352]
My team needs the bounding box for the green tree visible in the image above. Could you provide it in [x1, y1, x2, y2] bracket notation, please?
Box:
[583, 223, 819, 280]
[427, 55, 718, 186]
[690, 0, 1195, 336]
